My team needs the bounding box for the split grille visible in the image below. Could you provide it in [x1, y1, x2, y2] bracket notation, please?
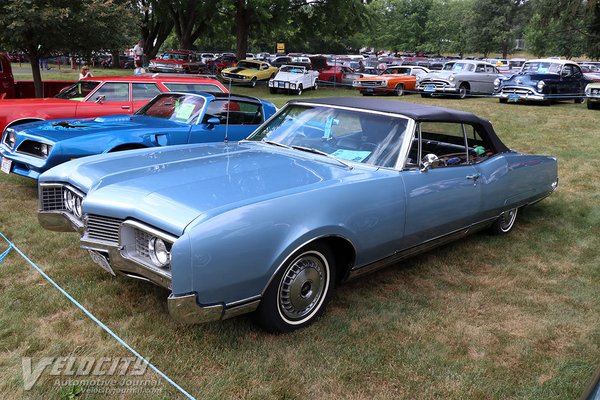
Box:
[40, 185, 65, 211]
[86, 214, 123, 244]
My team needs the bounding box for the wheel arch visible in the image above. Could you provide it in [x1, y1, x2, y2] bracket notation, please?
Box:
[260, 233, 357, 297]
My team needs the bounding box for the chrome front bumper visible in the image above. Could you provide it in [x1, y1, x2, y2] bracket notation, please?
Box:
[38, 211, 83, 233]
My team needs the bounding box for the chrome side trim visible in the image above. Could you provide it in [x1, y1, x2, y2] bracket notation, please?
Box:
[167, 293, 224, 324]
[222, 299, 261, 320]
[347, 218, 496, 280]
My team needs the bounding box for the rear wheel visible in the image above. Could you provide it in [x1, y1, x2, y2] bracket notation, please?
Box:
[490, 207, 518, 235]
[575, 96, 585, 104]
[588, 100, 597, 109]
[421, 93, 432, 98]
[255, 243, 335, 333]
[313, 80, 318, 90]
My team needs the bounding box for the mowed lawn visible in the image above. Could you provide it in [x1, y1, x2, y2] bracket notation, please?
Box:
[0, 68, 599, 399]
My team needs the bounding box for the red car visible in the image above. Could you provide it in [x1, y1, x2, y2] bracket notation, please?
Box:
[0, 75, 227, 134]
[147, 50, 206, 74]
[318, 66, 363, 85]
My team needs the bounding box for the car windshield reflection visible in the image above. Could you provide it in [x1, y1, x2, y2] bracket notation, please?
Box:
[248, 105, 408, 168]
[55, 81, 101, 101]
[136, 94, 205, 124]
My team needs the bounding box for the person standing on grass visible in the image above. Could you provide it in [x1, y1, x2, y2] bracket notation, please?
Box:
[79, 65, 93, 79]
[133, 39, 144, 67]
[133, 60, 145, 76]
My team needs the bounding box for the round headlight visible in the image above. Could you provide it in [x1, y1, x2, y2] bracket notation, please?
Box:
[416, 75, 422, 82]
[149, 237, 170, 267]
[494, 78, 501, 87]
[352, 80, 359, 86]
[449, 75, 455, 82]
[4, 129, 16, 149]
[73, 196, 82, 218]
[63, 190, 74, 211]
[537, 80, 545, 91]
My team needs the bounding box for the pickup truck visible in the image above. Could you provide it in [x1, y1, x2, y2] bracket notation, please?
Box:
[0, 53, 74, 99]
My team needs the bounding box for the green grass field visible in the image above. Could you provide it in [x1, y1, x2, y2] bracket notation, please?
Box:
[1, 66, 599, 399]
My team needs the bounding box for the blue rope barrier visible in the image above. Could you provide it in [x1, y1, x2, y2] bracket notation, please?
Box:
[0, 231, 196, 400]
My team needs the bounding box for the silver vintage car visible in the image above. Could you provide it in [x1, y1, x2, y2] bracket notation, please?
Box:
[417, 60, 504, 99]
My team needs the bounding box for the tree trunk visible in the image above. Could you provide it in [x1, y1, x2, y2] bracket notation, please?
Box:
[235, 0, 250, 61]
[29, 53, 43, 98]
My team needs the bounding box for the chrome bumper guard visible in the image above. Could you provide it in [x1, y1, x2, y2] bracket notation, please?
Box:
[38, 211, 83, 233]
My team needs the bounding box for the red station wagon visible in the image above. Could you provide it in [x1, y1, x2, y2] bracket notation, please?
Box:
[0, 75, 227, 133]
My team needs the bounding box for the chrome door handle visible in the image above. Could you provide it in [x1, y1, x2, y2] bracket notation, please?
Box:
[121, 105, 131, 109]
[466, 173, 480, 180]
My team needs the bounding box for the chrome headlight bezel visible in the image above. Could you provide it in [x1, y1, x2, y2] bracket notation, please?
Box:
[449, 75, 455, 82]
[149, 237, 171, 267]
[537, 80, 545, 91]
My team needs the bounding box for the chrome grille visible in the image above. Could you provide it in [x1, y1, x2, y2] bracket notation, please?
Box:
[420, 79, 450, 88]
[500, 86, 535, 96]
[358, 81, 384, 87]
[86, 215, 123, 244]
[40, 185, 64, 211]
[135, 229, 152, 262]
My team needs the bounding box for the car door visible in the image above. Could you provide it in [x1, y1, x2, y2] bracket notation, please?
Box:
[190, 99, 264, 143]
[74, 82, 133, 118]
[401, 121, 482, 249]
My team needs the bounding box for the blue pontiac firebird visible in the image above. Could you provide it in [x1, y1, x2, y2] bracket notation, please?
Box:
[37, 98, 558, 332]
[0, 92, 277, 179]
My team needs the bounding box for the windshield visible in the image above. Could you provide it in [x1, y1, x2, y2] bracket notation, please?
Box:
[135, 93, 205, 124]
[247, 104, 409, 168]
[161, 53, 188, 61]
[383, 67, 411, 75]
[280, 66, 305, 73]
[521, 62, 562, 74]
[443, 62, 474, 72]
[54, 81, 101, 100]
[237, 61, 259, 70]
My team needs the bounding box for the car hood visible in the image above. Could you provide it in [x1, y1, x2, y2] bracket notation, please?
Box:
[15, 115, 188, 143]
[502, 73, 559, 84]
[273, 71, 308, 81]
[42, 142, 379, 236]
[423, 70, 455, 80]
[222, 67, 255, 76]
[360, 74, 412, 81]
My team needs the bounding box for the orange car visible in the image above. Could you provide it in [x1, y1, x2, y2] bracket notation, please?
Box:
[353, 65, 429, 96]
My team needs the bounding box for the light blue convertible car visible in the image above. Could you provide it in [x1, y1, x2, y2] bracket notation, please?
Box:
[37, 98, 558, 332]
[0, 92, 276, 179]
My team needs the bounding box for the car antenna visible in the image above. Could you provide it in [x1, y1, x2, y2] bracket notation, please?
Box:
[224, 78, 232, 144]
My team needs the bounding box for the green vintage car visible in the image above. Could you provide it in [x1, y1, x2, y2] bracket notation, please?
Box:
[585, 82, 600, 109]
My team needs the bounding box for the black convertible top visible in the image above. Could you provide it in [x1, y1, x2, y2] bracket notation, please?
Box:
[293, 97, 510, 153]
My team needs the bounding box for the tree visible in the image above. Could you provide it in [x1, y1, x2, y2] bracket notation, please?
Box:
[137, 0, 175, 61]
[0, 0, 137, 96]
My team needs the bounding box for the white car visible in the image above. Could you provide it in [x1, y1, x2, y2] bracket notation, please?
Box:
[268, 65, 320, 95]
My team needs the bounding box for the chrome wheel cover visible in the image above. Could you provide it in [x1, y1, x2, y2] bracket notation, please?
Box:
[278, 251, 328, 322]
[499, 208, 518, 232]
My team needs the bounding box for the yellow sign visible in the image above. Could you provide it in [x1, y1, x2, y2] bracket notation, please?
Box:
[276, 43, 285, 54]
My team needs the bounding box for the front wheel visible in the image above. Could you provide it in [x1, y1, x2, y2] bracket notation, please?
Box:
[393, 84, 404, 96]
[490, 207, 518, 235]
[458, 83, 469, 99]
[250, 77, 257, 87]
[313, 80, 318, 90]
[255, 243, 335, 333]
[296, 84, 303, 95]
[269, 87, 277, 94]
[588, 100, 598, 110]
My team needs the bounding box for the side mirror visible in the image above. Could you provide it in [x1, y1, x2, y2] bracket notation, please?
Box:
[206, 117, 220, 128]
[95, 95, 106, 104]
[420, 153, 440, 172]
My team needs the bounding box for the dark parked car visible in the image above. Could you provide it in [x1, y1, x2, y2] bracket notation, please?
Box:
[495, 59, 588, 104]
